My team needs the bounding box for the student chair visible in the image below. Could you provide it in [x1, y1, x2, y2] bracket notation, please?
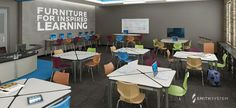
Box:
[116, 35, 125, 48]
[210, 53, 228, 77]
[74, 37, 84, 50]
[136, 35, 144, 44]
[54, 49, 64, 55]
[51, 71, 70, 85]
[126, 36, 136, 47]
[203, 42, 215, 54]
[153, 39, 167, 55]
[104, 62, 115, 76]
[50, 96, 71, 108]
[167, 72, 189, 99]
[110, 46, 117, 58]
[64, 38, 73, 51]
[116, 81, 146, 108]
[173, 43, 183, 51]
[117, 52, 132, 68]
[84, 53, 101, 81]
[135, 45, 144, 49]
[52, 57, 71, 71]
[186, 57, 204, 86]
[87, 47, 96, 53]
[184, 41, 192, 51]
[84, 33, 92, 47]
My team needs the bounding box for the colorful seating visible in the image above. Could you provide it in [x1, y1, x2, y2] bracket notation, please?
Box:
[117, 51, 132, 68]
[135, 45, 144, 49]
[84, 53, 101, 81]
[184, 41, 192, 51]
[52, 57, 71, 71]
[173, 42, 183, 51]
[87, 47, 96, 52]
[104, 62, 115, 75]
[203, 42, 214, 54]
[126, 36, 135, 47]
[115, 35, 125, 48]
[54, 49, 64, 55]
[51, 71, 70, 85]
[105, 35, 115, 52]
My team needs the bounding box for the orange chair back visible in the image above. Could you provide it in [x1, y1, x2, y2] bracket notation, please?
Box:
[53, 71, 69, 85]
[66, 38, 72, 43]
[203, 42, 214, 54]
[186, 57, 202, 69]
[104, 62, 115, 75]
[93, 53, 101, 64]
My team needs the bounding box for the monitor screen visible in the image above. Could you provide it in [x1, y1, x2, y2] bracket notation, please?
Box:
[59, 33, 65, 39]
[50, 34, 57, 40]
[167, 28, 185, 38]
[152, 61, 158, 77]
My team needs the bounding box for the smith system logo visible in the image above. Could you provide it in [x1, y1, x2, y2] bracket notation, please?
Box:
[192, 93, 229, 104]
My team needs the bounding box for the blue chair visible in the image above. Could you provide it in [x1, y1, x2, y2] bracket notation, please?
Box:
[84, 33, 92, 47]
[67, 32, 73, 38]
[117, 52, 132, 68]
[50, 96, 71, 108]
[115, 35, 125, 47]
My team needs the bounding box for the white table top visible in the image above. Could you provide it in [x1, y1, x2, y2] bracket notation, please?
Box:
[0, 79, 27, 98]
[108, 60, 176, 88]
[161, 38, 188, 44]
[113, 33, 141, 36]
[0, 97, 14, 108]
[10, 90, 71, 108]
[19, 78, 71, 95]
[173, 51, 218, 62]
[113, 48, 150, 55]
[53, 51, 97, 61]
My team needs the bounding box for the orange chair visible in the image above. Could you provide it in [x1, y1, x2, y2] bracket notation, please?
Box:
[51, 71, 70, 85]
[126, 36, 136, 47]
[84, 53, 101, 81]
[64, 38, 73, 51]
[116, 81, 146, 108]
[186, 57, 204, 86]
[203, 42, 214, 54]
[104, 62, 115, 75]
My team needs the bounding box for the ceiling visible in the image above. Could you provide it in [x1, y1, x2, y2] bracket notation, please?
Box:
[75, 0, 213, 6]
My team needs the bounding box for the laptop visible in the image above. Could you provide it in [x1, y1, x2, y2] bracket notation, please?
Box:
[152, 61, 158, 77]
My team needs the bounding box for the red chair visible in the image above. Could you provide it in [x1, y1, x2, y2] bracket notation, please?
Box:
[52, 57, 71, 71]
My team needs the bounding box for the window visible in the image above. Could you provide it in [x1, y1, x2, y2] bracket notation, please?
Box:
[225, 0, 236, 48]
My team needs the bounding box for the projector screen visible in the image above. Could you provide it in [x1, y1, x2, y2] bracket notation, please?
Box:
[122, 18, 149, 34]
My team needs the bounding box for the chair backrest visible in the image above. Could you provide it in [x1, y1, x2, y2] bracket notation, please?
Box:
[118, 52, 129, 61]
[117, 81, 140, 100]
[135, 45, 144, 49]
[104, 62, 115, 75]
[203, 42, 214, 54]
[183, 72, 190, 90]
[54, 49, 64, 55]
[0, 47, 7, 54]
[222, 53, 228, 66]
[87, 48, 96, 52]
[65, 38, 72, 44]
[92, 53, 101, 64]
[126, 36, 135, 41]
[85, 35, 91, 40]
[52, 71, 69, 85]
[110, 46, 116, 52]
[153, 39, 158, 46]
[116, 35, 124, 42]
[186, 57, 202, 69]
[173, 43, 182, 49]
[52, 57, 62, 68]
[186, 41, 192, 47]
[50, 96, 71, 108]
[57, 39, 64, 45]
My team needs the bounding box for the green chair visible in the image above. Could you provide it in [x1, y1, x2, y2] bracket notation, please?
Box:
[135, 45, 144, 49]
[173, 43, 183, 51]
[87, 47, 96, 52]
[211, 53, 228, 68]
[167, 72, 189, 97]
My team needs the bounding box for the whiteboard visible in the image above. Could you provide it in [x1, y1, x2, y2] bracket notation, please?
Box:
[122, 18, 149, 34]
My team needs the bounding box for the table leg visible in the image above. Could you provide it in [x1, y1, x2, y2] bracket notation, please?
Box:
[157, 89, 160, 108]
[165, 88, 169, 108]
[73, 61, 77, 83]
[108, 81, 113, 108]
[80, 61, 82, 82]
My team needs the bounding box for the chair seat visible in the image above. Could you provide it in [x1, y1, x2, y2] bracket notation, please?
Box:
[168, 85, 186, 97]
[210, 62, 225, 68]
[186, 65, 202, 70]
[120, 93, 145, 104]
[85, 60, 98, 67]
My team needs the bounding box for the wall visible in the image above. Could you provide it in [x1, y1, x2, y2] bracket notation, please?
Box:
[96, 0, 224, 48]
[0, 0, 18, 52]
[22, 0, 96, 55]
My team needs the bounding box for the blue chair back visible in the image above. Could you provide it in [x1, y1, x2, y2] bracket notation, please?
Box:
[116, 35, 124, 42]
[67, 32, 73, 38]
[118, 52, 129, 61]
[50, 96, 71, 108]
[59, 33, 65, 39]
[85, 35, 91, 41]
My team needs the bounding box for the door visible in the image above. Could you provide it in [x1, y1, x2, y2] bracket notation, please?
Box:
[0, 8, 8, 50]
